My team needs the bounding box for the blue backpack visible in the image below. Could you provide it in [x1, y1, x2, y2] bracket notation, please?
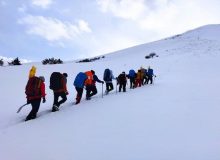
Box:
[103, 69, 111, 81]
[74, 72, 87, 88]
[129, 69, 136, 78]
[148, 69, 154, 76]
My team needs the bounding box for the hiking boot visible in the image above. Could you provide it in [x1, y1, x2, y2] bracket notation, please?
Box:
[86, 97, 91, 100]
[52, 105, 59, 112]
[75, 100, 80, 105]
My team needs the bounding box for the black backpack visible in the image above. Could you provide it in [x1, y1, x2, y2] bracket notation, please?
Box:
[103, 69, 111, 81]
[25, 77, 42, 97]
[50, 72, 63, 90]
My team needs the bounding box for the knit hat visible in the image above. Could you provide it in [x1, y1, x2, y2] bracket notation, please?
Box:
[39, 76, 45, 82]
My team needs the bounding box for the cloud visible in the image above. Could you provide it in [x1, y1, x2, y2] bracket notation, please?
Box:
[97, 0, 220, 38]
[18, 15, 92, 42]
[18, 4, 27, 13]
[96, 0, 147, 20]
[31, 0, 53, 9]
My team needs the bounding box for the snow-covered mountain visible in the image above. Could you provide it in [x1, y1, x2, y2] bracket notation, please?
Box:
[0, 24, 220, 160]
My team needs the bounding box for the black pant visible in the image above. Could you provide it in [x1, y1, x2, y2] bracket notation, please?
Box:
[143, 76, 148, 85]
[75, 87, 83, 103]
[119, 82, 126, 92]
[129, 77, 135, 89]
[53, 92, 67, 107]
[106, 82, 114, 92]
[147, 76, 153, 84]
[86, 85, 97, 98]
[26, 99, 41, 121]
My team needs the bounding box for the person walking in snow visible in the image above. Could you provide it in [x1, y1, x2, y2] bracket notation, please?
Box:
[117, 71, 127, 92]
[85, 70, 104, 100]
[50, 72, 68, 112]
[128, 69, 136, 89]
[135, 70, 142, 87]
[146, 67, 154, 84]
[73, 72, 88, 104]
[25, 76, 46, 121]
[103, 68, 115, 94]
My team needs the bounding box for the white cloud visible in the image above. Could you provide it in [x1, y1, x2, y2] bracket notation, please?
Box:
[97, 0, 147, 20]
[97, 0, 220, 39]
[18, 15, 92, 42]
[18, 4, 27, 13]
[31, 0, 53, 9]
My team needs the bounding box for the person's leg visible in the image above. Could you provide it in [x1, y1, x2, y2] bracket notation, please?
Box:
[57, 92, 67, 107]
[123, 83, 126, 92]
[119, 84, 122, 92]
[130, 79, 132, 89]
[26, 99, 41, 121]
[90, 85, 97, 97]
[109, 82, 114, 91]
[53, 92, 59, 106]
[76, 87, 83, 104]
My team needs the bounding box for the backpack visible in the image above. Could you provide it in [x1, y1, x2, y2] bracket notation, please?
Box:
[103, 69, 111, 81]
[148, 68, 154, 76]
[129, 69, 135, 78]
[25, 77, 42, 98]
[49, 72, 63, 90]
[74, 72, 87, 88]
[84, 71, 93, 85]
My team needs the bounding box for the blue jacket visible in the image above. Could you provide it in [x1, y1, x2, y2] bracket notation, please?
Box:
[74, 72, 87, 88]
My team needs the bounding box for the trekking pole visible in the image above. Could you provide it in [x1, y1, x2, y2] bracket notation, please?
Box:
[153, 75, 156, 85]
[102, 83, 103, 98]
[116, 79, 118, 94]
[17, 103, 28, 113]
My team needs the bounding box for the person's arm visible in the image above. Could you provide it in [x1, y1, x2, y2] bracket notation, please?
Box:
[93, 75, 104, 83]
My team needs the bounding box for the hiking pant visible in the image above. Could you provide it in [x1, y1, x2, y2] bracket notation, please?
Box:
[147, 76, 153, 84]
[75, 87, 83, 103]
[106, 82, 114, 92]
[135, 79, 142, 87]
[26, 99, 41, 121]
[119, 82, 126, 92]
[86, 85, 97, 98]
[53, 91, 67, 107]
[129, 77, 135, 89]
[143, 76, 148, 85]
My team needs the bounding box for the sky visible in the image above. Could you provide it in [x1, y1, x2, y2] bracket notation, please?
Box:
[0, 0, 220, 61]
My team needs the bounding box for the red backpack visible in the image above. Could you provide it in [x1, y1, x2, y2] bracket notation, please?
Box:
[25, 77, 42, 98]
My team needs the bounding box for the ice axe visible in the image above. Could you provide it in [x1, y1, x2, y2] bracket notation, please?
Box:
[17, 103, 28, 113]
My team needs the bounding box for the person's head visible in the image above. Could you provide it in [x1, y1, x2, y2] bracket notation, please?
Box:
[63, 73, 68, 77]
[122, 71, 125, 74]
[91, 70, 95, 75]
[39, 76, 45, 82]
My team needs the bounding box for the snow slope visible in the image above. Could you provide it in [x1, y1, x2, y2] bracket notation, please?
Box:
[0, 24, 220, 160]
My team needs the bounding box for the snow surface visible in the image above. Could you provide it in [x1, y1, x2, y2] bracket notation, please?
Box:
[0, 24, 220, 160]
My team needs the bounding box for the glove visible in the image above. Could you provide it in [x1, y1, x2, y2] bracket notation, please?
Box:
[27, 99, 31, 104]
[65, 91, 69, 95]
[42, 97, 46, 103]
